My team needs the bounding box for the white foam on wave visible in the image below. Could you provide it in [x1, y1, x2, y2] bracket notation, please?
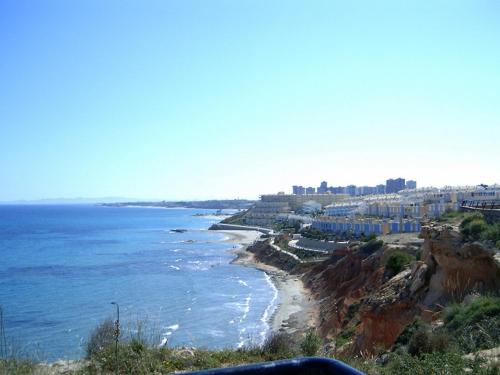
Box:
[167, 324, 179, 331]
[237, 327, 248, 349]
[162, 323, 180, 340]
[230, 295, 252, 348]
[169, 265, 180, 271]
[256, 273, 280, 344]
[238, 296, 251, 323]
[238, 280, 249, 287]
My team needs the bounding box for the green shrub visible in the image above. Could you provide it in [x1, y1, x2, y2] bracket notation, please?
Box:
[210, 347, 262, 366]
[385, 250, 413, 276]
[407, 328, 450, 357]
[191, 350, 220, 370]
[444, 297, 500, 331]
[468, 220, 489, 240]
[300, 329, 322, 356]
[335, 326, 356, 348]
[443, 296, 500, 352]
[438, 210, 466, 223]
[459, 213, 494, 241]
[335, 354, 381, 374]
[0, 359, 37, 375]
[394, 319, 423, 348]
[481, 223, 500, 244]
[386, 350, 470, 375]
[458, 315, 500, 353]
[360, 233, 377, 242]
[262, 332, 296, 359]
[460, 213, 486, 230]
[86, 318, 116, 359]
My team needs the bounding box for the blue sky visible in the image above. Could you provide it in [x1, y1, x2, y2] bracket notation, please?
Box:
[1, 1, 499, 201]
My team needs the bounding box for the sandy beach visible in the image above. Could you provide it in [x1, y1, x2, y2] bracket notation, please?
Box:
[215, 230, 319, 338]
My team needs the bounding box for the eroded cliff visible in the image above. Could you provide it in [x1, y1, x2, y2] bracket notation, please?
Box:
[300, 224, 500, 354]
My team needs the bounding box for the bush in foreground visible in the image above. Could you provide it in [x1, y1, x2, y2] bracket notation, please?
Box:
[262, 332, 296, 359]
[407, 328, 450, 357]
[385, 350, 491, 375]
[0, 358, 38, 375]
[86, 318, 116, 359]
[443, 296, 500, 352]
[300, 329, 322, 356]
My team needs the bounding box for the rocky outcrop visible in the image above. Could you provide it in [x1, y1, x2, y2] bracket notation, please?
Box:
[352, 224, 500, 353]
[300, 223, 500, 355]
[420, 224, 500, 305]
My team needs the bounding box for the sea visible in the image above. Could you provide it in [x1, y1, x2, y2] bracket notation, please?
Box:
[0, 205, 278, 361]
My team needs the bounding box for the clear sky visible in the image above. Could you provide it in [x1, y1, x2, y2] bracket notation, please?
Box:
[1, 1, 499, 201]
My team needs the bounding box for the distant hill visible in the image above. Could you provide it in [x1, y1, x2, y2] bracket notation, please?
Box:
[102, 199, 255, 210]
[0, 197, 143, 205]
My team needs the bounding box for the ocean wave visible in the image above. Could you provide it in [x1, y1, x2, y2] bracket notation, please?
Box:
[239, 296, 251, 323]
[237, 327, 249, 349]
[166, 324, 179, 331]
[238, 279, 249, 287]
[162, 324, 180, 339]
[259, 273, 279, 344]
[169, 265, 180, 271]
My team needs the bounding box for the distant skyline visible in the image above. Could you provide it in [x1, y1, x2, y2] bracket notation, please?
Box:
[1, 1, 499, 201]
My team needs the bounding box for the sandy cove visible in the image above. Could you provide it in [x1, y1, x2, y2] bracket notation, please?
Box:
[215, 230, 319, 338]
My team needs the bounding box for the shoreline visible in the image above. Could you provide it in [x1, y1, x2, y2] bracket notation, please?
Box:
[214, 230, 319, 338]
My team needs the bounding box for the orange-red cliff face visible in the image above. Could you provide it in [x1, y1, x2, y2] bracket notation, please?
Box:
[352, 263, 428, 353]
[304, 249, 384, 338]
[302, 224, 500, 354]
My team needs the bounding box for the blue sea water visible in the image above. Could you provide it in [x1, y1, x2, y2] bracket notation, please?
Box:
[0, 205, 278, 361]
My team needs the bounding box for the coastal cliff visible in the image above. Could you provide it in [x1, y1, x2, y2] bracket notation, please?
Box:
[353, 224, 499, 353]
[247, 223, 500, 355]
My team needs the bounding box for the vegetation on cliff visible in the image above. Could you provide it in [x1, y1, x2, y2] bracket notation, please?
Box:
[384, 250, 413, 276]
[460, 213, 500, 248]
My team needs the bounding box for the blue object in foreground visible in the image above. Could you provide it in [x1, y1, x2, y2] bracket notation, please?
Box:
[183, 357, 365, 375]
